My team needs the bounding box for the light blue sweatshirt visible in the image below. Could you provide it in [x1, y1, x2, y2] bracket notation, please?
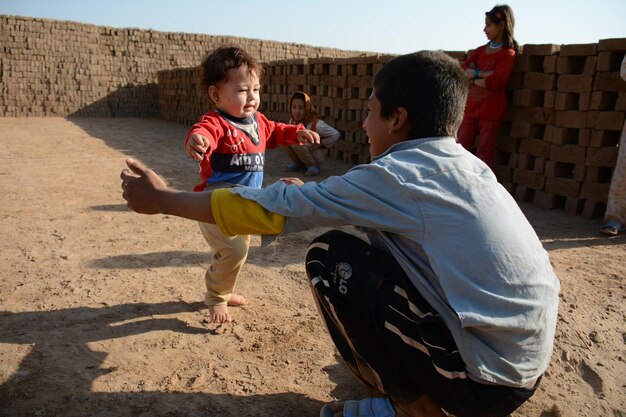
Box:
[232, 136, 560, 387]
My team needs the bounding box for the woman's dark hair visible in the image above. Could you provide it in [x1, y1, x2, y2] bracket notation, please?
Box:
[486, 4, 518, 52]
[199, 46, 263, 93]
[373, 51, 468, 139]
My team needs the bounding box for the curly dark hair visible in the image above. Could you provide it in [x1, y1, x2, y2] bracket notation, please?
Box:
[199, 46, 263, 94]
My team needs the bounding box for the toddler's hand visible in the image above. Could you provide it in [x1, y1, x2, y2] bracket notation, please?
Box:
[279, 177, 304, 187]
[297, 129, 320, 145]
[185, 133, 209, 161]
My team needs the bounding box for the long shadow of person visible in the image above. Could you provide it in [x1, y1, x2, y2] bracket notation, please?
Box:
[0, 301, 324, 416]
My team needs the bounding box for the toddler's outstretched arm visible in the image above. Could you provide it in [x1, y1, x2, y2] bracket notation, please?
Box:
[296, 129, 320, 145]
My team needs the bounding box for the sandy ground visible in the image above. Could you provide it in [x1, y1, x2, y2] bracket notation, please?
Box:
[0, 117, 624, 417]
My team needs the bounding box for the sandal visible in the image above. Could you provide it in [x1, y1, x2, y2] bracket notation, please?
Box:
[600, 220, 624, 236]
[320, 397, 395, 417]
[305, 165, 321, 177]
[286, 162, 305, 172]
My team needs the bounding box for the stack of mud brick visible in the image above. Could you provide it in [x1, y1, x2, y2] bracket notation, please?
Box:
[493, 39, 625, 217]
[263, 55, 396, 165]
[0, 15, 366, 118]
[157, 67, 212, 125]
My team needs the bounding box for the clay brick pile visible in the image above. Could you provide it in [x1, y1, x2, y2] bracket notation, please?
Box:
[493, 39, 626, 217]
[0, 15, 367, 117]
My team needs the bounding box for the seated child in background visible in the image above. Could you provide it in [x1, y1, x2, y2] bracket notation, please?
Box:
[122, 50, 559, 417]
[183, 46, 319, 323]
[284, 91, 341, 176]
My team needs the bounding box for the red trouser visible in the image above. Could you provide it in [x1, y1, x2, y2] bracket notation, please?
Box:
[457, 117, 502, 167]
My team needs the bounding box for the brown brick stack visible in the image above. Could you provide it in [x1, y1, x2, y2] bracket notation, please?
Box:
[0, 15, 369, 118]
[494, 40, 625, 217]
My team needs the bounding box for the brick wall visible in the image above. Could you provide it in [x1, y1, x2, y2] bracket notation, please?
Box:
[0, 15, 367, 117]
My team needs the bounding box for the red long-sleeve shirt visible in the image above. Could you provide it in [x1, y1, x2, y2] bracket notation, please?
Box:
[462, 45, 516, 121]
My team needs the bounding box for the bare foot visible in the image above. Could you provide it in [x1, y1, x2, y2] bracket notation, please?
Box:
[209, 304, 232, 323]
[208, 294, 248, 323]
[227, 293, 248, 307]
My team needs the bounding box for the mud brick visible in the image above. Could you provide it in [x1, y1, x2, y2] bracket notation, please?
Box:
[545, 177, 581, 198]
[522, 44, 560, 56]
[519, 138, 551, 158]
[550, 144, 587, 164]
[589, 91, 618, 111]
[543, 56, 558, 74]
[513, 169, 545, 190]
[523, 107, 555, 124]
[517, 153, 535, 170]
[514, 185, 535, 202]
[445, 51, 467, 61]
[556, 74, 593, 92]
[587, 111, 625, 130]
[557, 56, 597, 75]
[586, 146, 619, 167]
[594, 72, 626, 92]
[578, 93, 591, 111]
[535, 157, 547, 174]
[545, 126, 591, 146]
[495, 136, 520, 153]
[513, 89, 545, 107]
[598, 38, 626, 51]
[533, 190, 566, 209]
[347, 76, 372, 89]
[555, 111, 588, 129]
[597, 51, 626, 72]
[616, 92, 626, 111]
[565, 197, 584, 215]
[330, 75, 346, 88]
[545, 160, 578, 179]
[555, 92, 580, 110]
[515, 55, 546, 73]
[523, 73, 556, 90]
[544, 91, 556, 109]
[510, 121, 531, 138]
[581, 199, 606, 218]
[580, 182, 610, 202]
[590, 129, 621, 147]
[585, 166, 614, 183]
[559, 43, 598, 56]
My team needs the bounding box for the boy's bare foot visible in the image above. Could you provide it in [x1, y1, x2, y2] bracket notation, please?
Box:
[208, 294, 248, 323]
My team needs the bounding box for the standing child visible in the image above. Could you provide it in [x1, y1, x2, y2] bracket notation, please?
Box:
[184, 46, 319, 323]
[284, 91, 341, 176]
[457, 4, 518, 167]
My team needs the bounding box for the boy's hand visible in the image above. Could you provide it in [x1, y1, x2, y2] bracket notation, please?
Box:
[296, 129, 320, 145]
[121, 158, 168, 214]
[185, 133, 210, 161]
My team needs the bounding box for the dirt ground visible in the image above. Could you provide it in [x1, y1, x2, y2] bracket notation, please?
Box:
[0, 117, 624, 417]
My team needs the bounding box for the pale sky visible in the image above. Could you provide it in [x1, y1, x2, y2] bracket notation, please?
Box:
[1, 0, 624, 54]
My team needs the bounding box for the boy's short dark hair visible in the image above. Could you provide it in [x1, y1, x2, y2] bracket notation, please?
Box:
[199, 46, 263, 92]
[373, 51, 468, 139]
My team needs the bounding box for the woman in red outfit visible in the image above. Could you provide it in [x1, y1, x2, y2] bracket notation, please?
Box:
[457, 4, 518, 167]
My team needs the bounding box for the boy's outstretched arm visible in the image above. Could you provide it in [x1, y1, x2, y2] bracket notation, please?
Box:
[120, 158, 216, 224]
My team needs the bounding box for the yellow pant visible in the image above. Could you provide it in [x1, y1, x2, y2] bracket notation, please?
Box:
[198, 222, 250, 306]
